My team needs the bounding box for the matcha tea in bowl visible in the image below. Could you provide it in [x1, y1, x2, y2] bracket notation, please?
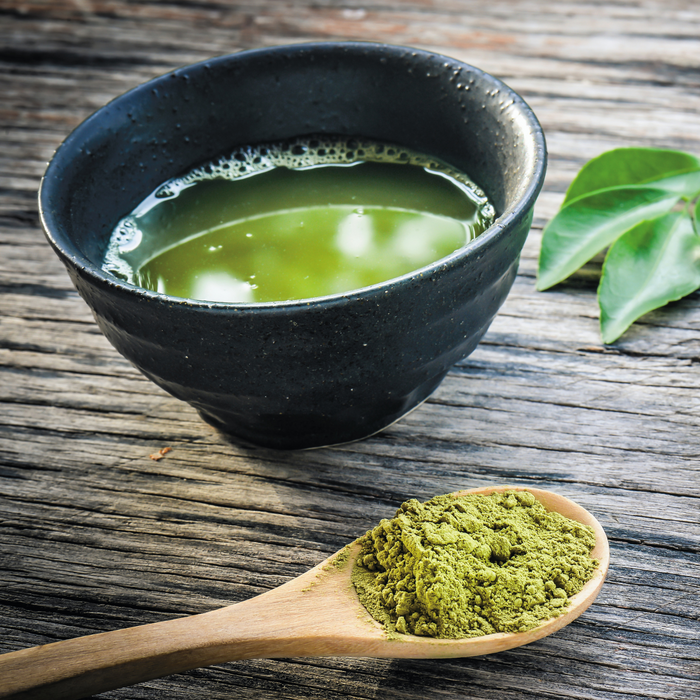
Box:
[39, 42, 546, 449]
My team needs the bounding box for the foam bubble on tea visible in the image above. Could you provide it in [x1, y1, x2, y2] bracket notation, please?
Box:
[103, 136, 495, 303]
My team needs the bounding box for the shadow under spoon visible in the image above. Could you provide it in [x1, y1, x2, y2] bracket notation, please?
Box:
[0, 485, 609, 700]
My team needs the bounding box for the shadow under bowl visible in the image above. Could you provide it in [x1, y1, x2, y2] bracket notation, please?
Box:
[39, 42, 546, 449]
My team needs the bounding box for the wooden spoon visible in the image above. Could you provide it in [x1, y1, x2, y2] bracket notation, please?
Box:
[0, 485, 609, 700]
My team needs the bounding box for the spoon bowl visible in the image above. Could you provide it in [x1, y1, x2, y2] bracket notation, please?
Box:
[0, 486, 609, 700]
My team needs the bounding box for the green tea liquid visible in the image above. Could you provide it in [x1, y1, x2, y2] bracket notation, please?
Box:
[104, 137, 494, 303]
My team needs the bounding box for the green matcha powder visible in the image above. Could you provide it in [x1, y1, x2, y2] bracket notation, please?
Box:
[351, 490, 598, 638]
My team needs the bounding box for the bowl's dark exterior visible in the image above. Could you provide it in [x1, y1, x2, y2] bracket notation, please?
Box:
[39, 42, 546, 449]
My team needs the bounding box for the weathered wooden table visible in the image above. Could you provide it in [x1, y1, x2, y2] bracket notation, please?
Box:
[1, 2, 699, 698]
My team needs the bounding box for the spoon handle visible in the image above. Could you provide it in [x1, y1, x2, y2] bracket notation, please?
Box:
[0, 604, 251, 700]
[0, 552, 370, 700]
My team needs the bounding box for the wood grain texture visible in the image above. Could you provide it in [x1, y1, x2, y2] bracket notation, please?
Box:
[1, 1, 699, 699]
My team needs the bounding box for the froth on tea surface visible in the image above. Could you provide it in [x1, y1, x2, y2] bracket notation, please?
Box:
[104, 136, 495, 304]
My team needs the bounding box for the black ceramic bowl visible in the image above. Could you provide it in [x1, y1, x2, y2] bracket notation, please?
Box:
[39, 42, 546, 449]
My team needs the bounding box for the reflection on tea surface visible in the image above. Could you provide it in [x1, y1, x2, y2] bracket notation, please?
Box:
[104, 136, 495, 303]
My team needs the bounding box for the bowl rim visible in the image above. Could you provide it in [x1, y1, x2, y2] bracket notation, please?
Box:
[39, 40, 547, 312]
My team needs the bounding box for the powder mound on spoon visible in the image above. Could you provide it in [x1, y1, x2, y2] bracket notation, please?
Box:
[351, 490, 598, 639]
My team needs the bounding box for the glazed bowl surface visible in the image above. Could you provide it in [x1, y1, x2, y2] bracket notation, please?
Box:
[40, 42, 546, 449]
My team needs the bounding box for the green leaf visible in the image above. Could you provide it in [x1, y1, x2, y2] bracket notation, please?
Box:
[599, 211, 700, 343]
[537, 146, 700, 343]
[641, 170, 700, 199]
[536, 187, 679, 291]
[563, 148, 700, 205]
